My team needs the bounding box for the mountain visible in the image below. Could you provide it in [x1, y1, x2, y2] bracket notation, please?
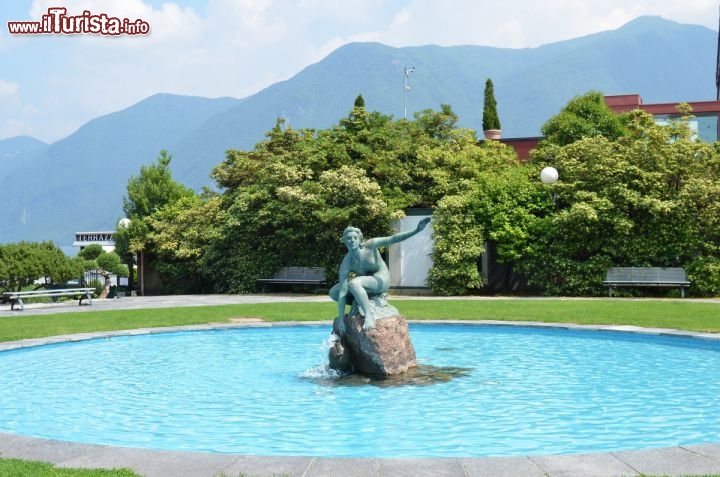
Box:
[0, 135, 48, 160]
[0, 16, 717, 250]
[0, 94, 241, 249]
[0, 135, 48, 172]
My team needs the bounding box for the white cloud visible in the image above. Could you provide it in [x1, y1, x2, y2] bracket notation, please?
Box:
[0, 80, 19, 97]
[0, 87, 39, 140]
[391, 8, 411, 28]
[1, 118, 31, 139]
[355, 0, 718, 49]
[205, 0, 288, 47]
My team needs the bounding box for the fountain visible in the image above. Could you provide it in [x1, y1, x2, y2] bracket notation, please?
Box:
[327, 218, 430, 376]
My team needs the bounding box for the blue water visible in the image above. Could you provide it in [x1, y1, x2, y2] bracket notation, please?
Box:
[0, 324, 719, 457]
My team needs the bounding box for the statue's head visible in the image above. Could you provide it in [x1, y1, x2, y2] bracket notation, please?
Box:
[342, 226, 363, 249]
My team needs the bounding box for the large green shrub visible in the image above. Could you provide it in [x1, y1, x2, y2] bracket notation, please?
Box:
[540, 90, 625, 145]
[427, 194, 485, 295]
[518, 106, 720, 295]
[0, 241, 84, 291]
[427, 146, 543, 295]
[688, 256, 720, 296]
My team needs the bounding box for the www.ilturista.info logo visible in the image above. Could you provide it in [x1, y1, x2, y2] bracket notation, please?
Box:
[7, 7, 150, 36]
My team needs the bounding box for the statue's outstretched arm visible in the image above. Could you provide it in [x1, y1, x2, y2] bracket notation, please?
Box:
[365, 217, 431, 248]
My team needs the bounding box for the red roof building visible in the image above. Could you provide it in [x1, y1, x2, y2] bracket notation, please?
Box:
[497, 94, 720, 161]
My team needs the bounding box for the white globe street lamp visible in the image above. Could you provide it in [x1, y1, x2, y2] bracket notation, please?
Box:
[540, 166, 559, 185]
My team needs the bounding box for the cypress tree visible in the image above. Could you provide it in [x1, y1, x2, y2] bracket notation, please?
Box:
[482, 78, 501, 131]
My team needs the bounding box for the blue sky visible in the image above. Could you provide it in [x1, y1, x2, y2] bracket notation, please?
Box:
[1, 0, 717, 143]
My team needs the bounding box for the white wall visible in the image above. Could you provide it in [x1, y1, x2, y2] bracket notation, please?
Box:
[389, 213, 433, 289]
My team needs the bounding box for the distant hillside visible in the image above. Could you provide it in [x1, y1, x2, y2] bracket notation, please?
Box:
[0, 135, 48, 173]
[0, 16, 717, 250]
[0, 94, 241, 249]
[0, 135, 48, 160]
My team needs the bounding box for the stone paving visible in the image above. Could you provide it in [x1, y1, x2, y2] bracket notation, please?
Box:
[1, 294, 720, 476]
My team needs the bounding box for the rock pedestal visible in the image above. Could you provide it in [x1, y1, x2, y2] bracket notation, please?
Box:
[328, 294, 416, 377]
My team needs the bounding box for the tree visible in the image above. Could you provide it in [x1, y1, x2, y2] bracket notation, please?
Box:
[0, 241, 84, 291]
[540, 90, 625, 146]
[520, 104, 720, 295]
[35, 241, 86, 286]
[414, 104, 459, 141]
[482, 78, 501, 131]
[428, 156, 549, 295]
[207, 155, 394, 292]
[78, 244, 128, 298]
[423, 92, 720, 297]
[123, 150, 194, 219]
[0, 248, 7, 286]
[201, 99, 504, 292]
[145, 192, 226, 293]
[121, 150, 195, 293]
[353, 94, 365, 108]
[142, 97, 541, 294]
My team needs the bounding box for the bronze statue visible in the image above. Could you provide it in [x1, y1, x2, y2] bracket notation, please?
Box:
[329, 218, 430, 333]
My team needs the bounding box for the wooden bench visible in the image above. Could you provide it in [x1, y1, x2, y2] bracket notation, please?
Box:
[2, 287, 95, 311]
[603, 267, 690, 298]
[257, 267, 326, 292]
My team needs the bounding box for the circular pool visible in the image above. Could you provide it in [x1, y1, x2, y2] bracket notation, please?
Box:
[0, 323, 719, 457]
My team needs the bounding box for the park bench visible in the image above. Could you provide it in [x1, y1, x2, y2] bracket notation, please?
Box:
[2, 287, 95, 311]
[603, 267, 690, 298]
[257, 267, 327, 292]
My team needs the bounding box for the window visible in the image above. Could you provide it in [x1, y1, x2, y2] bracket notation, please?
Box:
[654, 113, 718, 142]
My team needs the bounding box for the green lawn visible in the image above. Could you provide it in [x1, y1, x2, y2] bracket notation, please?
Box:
[0, 458, 139, 476]
[1, 298, 718, 343]
[397, 298, 720, 332]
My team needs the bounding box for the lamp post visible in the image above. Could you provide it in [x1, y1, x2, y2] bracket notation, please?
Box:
[540, 166, 559, 185]
[404, 66, 415, 120]
[540, 166, 559, 203]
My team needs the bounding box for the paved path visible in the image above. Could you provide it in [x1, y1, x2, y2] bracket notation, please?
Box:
[1, 294, 720, 476]
[2, 431, 720, 477]
[1, 293, 333, 316]
[3, 293, 718, 316]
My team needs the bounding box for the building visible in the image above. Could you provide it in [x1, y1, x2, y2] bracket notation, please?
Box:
[499, 94, 720, 161]
[604, 94, 720, 142]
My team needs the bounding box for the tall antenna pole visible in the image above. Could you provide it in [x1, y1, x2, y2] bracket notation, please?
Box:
[403, 66, 415, 120]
